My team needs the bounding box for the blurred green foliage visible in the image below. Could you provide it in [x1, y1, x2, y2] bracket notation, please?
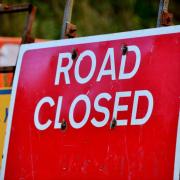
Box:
[0, 0, 180, 39]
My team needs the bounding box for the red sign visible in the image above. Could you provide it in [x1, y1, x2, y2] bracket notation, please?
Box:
[1, 26, 180, 180]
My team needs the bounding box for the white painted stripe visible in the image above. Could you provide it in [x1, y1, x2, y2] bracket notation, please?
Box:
[20, 25, 180, 51]
[0, 25, 180, 180]
[174, 111, 180, 180]
[0, 46, 26, 180]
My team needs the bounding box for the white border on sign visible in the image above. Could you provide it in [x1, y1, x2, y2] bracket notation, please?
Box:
[0, 25, 180, 180]
[0, 46, 26, 180]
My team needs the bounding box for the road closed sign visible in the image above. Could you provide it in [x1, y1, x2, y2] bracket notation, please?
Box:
[1, 26, 180, 180]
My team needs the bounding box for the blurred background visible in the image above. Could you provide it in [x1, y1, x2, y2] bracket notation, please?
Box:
[0, 0, 180, 40]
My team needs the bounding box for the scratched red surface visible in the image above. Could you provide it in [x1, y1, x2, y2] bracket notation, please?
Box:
[5, 32, 180, 180]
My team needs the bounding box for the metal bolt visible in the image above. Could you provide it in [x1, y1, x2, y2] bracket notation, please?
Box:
[72, 48, 78, 60]
[61, 119, 67, 130]
[110, 118, 117, 129]
[121, 45, 128, 55]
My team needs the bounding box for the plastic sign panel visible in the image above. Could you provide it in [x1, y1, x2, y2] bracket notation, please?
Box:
[0, 88, 11, 171]
[1, 26, 180, 180]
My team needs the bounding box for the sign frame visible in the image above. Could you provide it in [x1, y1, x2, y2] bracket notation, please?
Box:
[1, 25, 180, 180]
